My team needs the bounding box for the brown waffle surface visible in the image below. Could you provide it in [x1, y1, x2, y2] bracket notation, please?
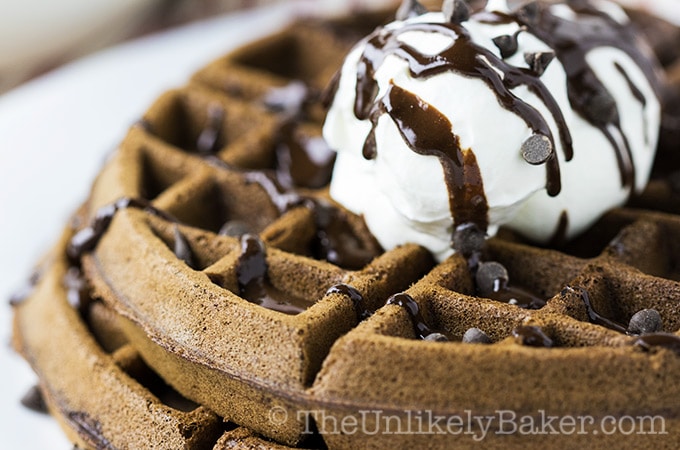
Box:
[11, 6, 680, 450]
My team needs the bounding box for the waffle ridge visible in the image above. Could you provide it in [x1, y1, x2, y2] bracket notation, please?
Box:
[11, 5, 680, 450]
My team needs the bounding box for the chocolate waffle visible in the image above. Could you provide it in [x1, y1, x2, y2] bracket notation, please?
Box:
[11, 3, 680, 449]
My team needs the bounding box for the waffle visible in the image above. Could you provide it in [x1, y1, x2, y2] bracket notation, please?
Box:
[11, 4, 680, 450]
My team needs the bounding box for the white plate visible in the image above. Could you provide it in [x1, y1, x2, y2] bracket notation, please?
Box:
[0, 2, 357, 447]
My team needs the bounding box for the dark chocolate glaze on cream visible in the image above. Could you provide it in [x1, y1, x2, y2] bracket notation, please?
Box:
[334, 1, 661, 243]
[368, 83, 489, 231]
[502, 1, 659, 189]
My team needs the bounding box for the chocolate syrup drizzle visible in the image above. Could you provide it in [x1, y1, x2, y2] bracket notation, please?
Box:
[566, 285, 680, 356]
[236, 234, 314, 315]
[484, 283, 547, 309]
[63, 165, 374, 315]
[338, 1, 661, 244]
[196, 104, 225, 155]
[326, 284, 371, 321]
[566, 285, 628, 333]
[9, 270, 42, 306]
[68, 411, 115, 449]
[240, 168, 377, 269]
[635, 333, 680, 356]
[614, 61, 650, 146]
[312, 202, 378, 270]
[20, 385, 48, 414]
[67, 198, 175, 264]
[173, 225, 196, 269]
[368, 82, 489, 231]
[275, 131, 336, 190]
[64, 267, 93, 314]
[502, 2, 659, 189]
[387, 292, 448, 340]
[354, 18, 565, 237]
[512, 325, 554, 348]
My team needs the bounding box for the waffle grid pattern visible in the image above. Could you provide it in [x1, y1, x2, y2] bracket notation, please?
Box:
[12, 8, 680, 450]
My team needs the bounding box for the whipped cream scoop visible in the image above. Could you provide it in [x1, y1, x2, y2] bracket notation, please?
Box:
[323, 0, 662, 261]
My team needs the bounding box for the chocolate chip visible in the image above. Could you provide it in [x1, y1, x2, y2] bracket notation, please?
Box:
[524, 51, 555, 76]
[607, 232, 626, 256]
[395, 0, 428, 20]
[219, 220, 250, 237]
[424, 332, 449, 342]
[492, 34, 519, 59]
[451, 222, 486, 257]
[173, 226, 195, 269]
[628, 309, 663, 335]
[475, 261, 509, 297]
[462, 327, 492, 344]
[443, 0, 471, 24]
[521, 134, 553, 165]
[21, 385, 48, 414]
[196, 104, 224, 155]
[512, 325, 554, 347]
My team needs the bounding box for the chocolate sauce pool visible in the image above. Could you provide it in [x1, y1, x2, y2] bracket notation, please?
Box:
[236, 234, 314, 315]
[334, 1, 661, 244]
